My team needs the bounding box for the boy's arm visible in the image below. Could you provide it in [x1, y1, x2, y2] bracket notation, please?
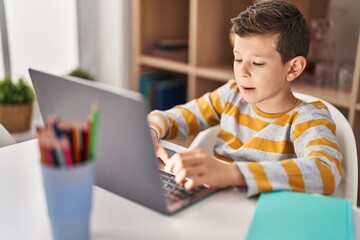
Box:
[236, 104, 342, 197]
[147, 80, 234, 140]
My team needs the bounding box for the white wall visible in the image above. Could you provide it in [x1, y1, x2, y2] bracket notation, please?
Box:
[96, 0, 121, 87]
[0, 32, 4, 79]
[95, 0, 131, 88]
[4, 0, 78, 82]
[2, 0, 132, 87]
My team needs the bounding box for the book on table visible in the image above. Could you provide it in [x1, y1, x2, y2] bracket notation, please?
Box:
[246, 191, 354, 240]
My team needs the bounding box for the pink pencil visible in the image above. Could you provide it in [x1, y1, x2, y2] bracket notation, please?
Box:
[59, 136, 73, 168]
[44, 138, 54, 167]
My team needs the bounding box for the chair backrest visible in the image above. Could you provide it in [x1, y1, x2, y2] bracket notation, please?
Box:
[0, 123, 16, 147]
[189, 92, 358, 205]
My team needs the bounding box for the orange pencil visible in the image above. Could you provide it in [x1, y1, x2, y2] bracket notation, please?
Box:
[72, 124, 81, 164]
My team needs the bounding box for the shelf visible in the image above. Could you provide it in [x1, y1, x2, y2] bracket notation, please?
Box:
[139, 55, 190, 74]
[133, 0, 360, 123]
[139, 56, 235, 83]
[139, 0, 189, 55]
[291, 82, 351, 108]
[196, 0, 250, 68]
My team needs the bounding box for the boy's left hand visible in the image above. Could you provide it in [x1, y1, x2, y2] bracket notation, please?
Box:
[164, 149, 246, 190]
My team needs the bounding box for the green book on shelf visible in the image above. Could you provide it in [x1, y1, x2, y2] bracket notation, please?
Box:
[246, 191, 354, 240]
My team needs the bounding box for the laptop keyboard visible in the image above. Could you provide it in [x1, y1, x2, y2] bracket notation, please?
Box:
[159, 170, 208, 203]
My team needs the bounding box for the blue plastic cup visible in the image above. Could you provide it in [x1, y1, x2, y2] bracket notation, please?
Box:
[41, 161, 95, 240]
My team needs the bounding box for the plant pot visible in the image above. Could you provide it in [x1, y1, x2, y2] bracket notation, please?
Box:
[0, 102, 33, 133]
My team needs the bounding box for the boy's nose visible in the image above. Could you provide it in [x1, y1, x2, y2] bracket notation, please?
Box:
[235, 62, 250, 78]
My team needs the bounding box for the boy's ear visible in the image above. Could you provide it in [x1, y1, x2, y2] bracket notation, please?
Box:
[286, 56, 307, 82]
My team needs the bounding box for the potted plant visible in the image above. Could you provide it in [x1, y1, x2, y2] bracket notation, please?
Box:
[0, 77, 35, 133]
[68, 67, 95, 81]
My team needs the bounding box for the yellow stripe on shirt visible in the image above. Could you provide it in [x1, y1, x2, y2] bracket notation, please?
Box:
[225, 103, 269, 131]
[148, 112, 168, 132]
[306, 137, 341, 152]
[196, 97, 220, 126]
[209, 90, 223, 114]
[166, 115, 179, 139]
[294, 119, 336, 140]
[272, 112, 300, 127]
[174, 106, 199, 135]
[244, 137, 295, 154]
[214, 150, 234, 163]
[311, 101, 328, 109]
[218, 129, 243, 150]
[312, 158, 335, 194]
[280, 159, 305, 192]
[309, 150, 342, 176]
[246, 162, 273, 193]
[228, 80, 238, 90]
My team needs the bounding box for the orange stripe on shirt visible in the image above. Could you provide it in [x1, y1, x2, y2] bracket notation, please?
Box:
[225, 103, 269, 131]
[246, 162, 273, 193]
[196, 97, 220, 126]
[209, 90, 223, 114]
[311, 101, 328, 109]
[148, 113, 168, 132]
[294, 119, 336, 140]
[166, 115, 179, 139]
[312, 158, 335, 194]
[306, 137, 341, 152]
[228, 80, 238, 90]
[309, 150, 342, 176]
[214, 150, 234, 163]
[174, 106, 199, 135]
[244, 137, 295, 154]
[217, 129, 243, 149]
[280, 160, 305, 192]
[272, 112, 300, 127]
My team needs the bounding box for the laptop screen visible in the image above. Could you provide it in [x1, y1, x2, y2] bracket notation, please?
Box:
[29, 69, 170, 214]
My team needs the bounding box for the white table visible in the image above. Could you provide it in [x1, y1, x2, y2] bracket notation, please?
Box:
[0, 140, 257, 240]
[0, 140, 359, 240]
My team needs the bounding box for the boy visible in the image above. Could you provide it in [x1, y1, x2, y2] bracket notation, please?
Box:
[148, 0, 342, 197]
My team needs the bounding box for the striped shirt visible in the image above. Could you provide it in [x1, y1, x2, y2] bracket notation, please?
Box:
[148, 79, 342, 197]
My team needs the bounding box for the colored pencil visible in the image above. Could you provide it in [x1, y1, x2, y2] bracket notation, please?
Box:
[36, 105, 99, 168]
[72, 125, 81, 164]
[59, 136, 73, 168]
[89, 104, 99, 160]
[82, 125, 89, 161]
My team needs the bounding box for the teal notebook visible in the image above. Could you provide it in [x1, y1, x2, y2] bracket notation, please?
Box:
[246, 191, 354, 240]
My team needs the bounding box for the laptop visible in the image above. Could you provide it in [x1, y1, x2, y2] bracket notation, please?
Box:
[29, 69, 217, 215]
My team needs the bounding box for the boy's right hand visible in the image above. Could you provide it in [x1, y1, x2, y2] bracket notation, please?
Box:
[150, 129, 170, 164]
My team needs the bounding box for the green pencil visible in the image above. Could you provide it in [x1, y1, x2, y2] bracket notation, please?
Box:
[89, 104, 99, 160]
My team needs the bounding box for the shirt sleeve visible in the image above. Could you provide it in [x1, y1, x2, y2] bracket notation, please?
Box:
[147, 80, 236, 140]
[236, 102, 343, 197]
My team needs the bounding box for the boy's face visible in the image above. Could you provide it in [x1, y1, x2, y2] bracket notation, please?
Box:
[233, 34, 293, 112]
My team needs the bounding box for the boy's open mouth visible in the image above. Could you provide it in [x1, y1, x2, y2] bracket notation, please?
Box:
[241, 86, 255, 92]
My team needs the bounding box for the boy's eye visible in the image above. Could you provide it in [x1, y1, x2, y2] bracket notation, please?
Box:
[234, 59, 242, 63]
[253, 62, 264, 66]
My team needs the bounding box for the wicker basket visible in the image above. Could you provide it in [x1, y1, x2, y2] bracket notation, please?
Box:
[0, 102, 33, 133]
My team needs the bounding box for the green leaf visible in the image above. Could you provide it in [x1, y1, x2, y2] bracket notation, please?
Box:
[0, 77, 35, 104]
